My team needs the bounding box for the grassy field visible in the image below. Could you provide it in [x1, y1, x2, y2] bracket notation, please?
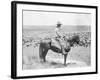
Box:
[23, 45, 90, 69]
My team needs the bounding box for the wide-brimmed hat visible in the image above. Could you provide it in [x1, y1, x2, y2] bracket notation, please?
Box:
[56, 21, 62, 27]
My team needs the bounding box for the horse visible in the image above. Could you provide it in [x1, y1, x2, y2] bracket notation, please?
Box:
[39, 35, 80, 65]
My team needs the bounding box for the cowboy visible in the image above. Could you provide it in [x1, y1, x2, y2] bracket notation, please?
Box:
[54, 21, 63, 38]
[52, 21, 66, 54]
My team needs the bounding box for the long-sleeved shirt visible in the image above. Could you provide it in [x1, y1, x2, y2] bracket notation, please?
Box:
[54, 27, 63, 38]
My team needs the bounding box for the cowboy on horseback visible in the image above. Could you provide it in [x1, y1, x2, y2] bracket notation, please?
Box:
[51, 21, 66, 55]
[39, 22, 80, 65]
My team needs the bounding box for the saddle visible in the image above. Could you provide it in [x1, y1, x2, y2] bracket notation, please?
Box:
[51, 38, 61, 50]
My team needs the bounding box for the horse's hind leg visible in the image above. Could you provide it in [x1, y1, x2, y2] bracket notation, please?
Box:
[39, 45, 44, 62]
[39, 45, 48, 62]
[43, 49, 48, 62]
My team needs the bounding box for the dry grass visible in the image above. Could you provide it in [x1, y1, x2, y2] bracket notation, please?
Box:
[22, 45, 90, 69]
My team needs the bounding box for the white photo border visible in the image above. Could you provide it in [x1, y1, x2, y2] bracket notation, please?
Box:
[11, 1, 98, 79]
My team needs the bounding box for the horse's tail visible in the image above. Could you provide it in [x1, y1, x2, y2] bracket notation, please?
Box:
[39, 43, 43, 60]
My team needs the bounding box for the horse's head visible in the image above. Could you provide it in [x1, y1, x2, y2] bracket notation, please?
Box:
[66, 35, 80, 47]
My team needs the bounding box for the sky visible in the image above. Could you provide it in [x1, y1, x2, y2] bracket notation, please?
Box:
[23, 10, 91, 26]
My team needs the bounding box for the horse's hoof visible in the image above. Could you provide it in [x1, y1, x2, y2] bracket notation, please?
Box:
[39, 59, 43, 62]
[64, 64, 67, 66]
[39, 59, 46, 63]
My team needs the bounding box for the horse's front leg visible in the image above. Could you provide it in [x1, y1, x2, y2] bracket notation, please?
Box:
[64, 53, 68, 65]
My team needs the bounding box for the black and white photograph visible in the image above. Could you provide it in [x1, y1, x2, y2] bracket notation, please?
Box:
[22, 10, 91, 69]
[11, 1, 97, 79]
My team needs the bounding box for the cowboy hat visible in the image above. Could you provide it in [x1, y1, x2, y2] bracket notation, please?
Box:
[56, 21, 62, 27]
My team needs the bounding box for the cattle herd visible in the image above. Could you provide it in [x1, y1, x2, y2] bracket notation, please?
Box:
[22, 32, 91, 48]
